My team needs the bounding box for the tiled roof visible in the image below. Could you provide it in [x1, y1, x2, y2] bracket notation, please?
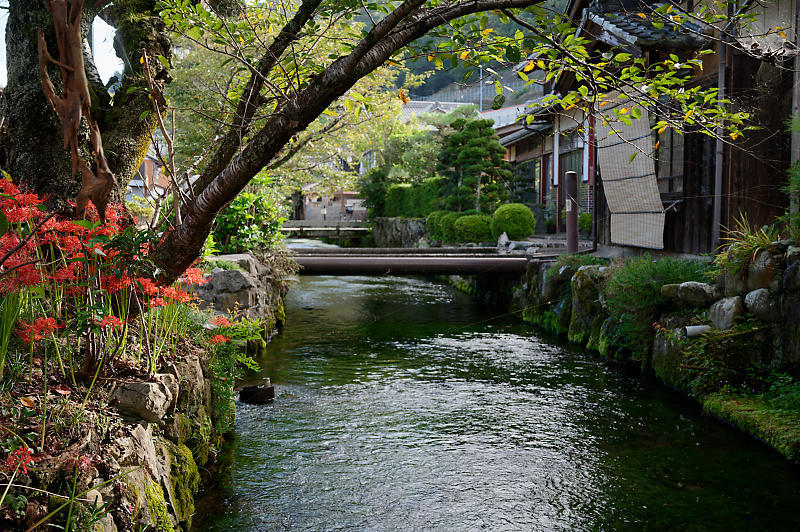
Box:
[586, 5, 707, 49]
[399, 101, 466, 124]
[499, 123, 552, 147]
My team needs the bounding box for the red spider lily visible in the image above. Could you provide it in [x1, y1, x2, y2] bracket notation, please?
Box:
[212, 316, 232, 327]
[147, 297, 168, 309]
[17, 317, 63, 344]
[100, 274, 133, 293]
[210, 335, 231, 344]
[5, 446, 34, 474]
[179, 267, 210, 286]
[96, 315, 124, 328]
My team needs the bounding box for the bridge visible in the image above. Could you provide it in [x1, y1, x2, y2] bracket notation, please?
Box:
[292, 247, 546, 275]
[280, 220, 370, 239]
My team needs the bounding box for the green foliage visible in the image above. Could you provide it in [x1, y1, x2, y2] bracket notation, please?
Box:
[358, 167, 389, 219]
[439, 212, 464, 243]
[453, 214, 493, 243]
[604, 255, 714, 361]
[384, 183, 414, 217]
[715, 214, 780, 275]
[578, 212, 592, 234]
[490, 203, 536, 240]
[425, 210, 451, 241]
[437, 118, 513, 212]
[416, 177, 446, 216]
[213, 178, 287, 253]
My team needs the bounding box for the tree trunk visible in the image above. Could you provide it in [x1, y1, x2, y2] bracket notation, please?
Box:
[1, 0, 172, 213]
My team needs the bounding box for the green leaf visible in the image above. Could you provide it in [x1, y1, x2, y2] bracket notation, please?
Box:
[69, 220, 100, 231]
[631, 107, 642, 120]
[185, 26, 203, 41]
[157, 55, 171, 69]
[138, 110, 150, 122]
[492, 94, 506, 109]
[0, 212, 8, 238]
[629, 152, 638, 162]
[578, 85, 589, 98]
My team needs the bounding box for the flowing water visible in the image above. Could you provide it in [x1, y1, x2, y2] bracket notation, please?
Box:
[194, 275, 800, 531]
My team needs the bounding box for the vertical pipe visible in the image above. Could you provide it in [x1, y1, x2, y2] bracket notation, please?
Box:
[791, 0, 800, 216]
[566, 170, 578, 252]
[553, 116, 561, 232]
[712, 33, 727, 249]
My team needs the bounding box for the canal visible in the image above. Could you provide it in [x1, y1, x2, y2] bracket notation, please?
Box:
[194, 275, 800, 530]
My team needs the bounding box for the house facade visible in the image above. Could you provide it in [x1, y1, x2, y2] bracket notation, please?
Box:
[497, 0, 795, 253]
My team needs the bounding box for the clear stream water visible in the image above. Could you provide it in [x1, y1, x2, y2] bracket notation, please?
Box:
[193, 275, 800, 531]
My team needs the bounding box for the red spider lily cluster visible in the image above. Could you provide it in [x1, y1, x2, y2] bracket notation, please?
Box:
[17, 317, 63, 345]
[0, 180, 211, 342]
[210, 334, 231, 344]
[4, 446, 34, 474]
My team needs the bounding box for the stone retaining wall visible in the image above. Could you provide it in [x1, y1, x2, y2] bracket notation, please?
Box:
[372, 217, 428, 248]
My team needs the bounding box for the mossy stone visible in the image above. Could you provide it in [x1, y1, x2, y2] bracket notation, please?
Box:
[143, 480, 175, 532]
[166, 442, 200, 527]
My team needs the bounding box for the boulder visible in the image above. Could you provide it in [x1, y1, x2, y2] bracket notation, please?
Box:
[747, 249, 780, 291]
[723, 270, 747, 297]
[677, 281, 716, 307]
[508, 241, 534, 251]
[660, 283, 680, 301]
[372, 217, 426, 247]
[497, 232, 510, 249]
[195, 253, 282, 320]
[112, 382, 172, 423]
[541, 263, 575, 302]
[786, 245, 800, 266]
[710, 296, 743, 330]
[744, 288, 778, 322]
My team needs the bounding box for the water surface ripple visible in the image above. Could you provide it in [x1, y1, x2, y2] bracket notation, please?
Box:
[194, 276, 800, 531]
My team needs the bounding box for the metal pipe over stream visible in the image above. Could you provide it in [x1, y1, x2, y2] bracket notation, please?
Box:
[294, 255, 530, 275]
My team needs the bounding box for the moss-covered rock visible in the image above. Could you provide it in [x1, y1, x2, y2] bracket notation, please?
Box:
[187, 406, 213, 466]
[703, 393, 800, 462]
[143, 480, 175, 532]
[166, 442, 200, 527]
[568, 266, 605, 346]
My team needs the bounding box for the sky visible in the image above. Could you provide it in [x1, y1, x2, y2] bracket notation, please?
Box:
[0, 12, 124, 87]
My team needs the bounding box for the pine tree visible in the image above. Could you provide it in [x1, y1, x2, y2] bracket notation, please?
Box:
[437, 118, 513, 213]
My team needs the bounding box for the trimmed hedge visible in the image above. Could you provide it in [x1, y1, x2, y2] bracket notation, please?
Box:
[426, 210, 450, 241]
[453, 214, 492, 243]
[491, 203, 536, 240]
[385, 184, 412, 217]
[384, 177, 446, 218]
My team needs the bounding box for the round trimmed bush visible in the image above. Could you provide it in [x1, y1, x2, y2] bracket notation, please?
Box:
[491, 203, 536, 240]
[426, 210, 450, 241]
[453, 214, 492, 243]
[439, 212, 463, 243]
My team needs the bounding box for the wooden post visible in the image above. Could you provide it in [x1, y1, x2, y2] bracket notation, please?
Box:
[566, 171, 578, 252]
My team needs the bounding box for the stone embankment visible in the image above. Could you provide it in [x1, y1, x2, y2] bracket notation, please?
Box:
[372, 217, 428, 248]
[450, 243, 800, 462]
[91, 253, 286, 531]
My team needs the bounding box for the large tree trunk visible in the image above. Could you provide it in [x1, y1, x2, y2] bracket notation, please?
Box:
[1, 0, 172, 213]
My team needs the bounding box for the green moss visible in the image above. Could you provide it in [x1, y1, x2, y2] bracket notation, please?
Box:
[275, 300, 286, 325]
[173, 413, 191, 446]
[143, 480, 175, 532]
[703, 393, 800, 462]
[187, 407, 213, 466]
[166, 442, 201, 526]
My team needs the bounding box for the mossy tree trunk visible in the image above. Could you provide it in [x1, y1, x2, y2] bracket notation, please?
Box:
[1, 0, 172, 213]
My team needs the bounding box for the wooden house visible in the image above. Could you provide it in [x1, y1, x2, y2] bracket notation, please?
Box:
[499, 0, 796, 253]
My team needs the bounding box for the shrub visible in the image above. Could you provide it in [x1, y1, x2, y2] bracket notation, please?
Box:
[418, 176, 445, 216]
[544, 253, 609, 282]
[358, 167, 389, 219]
[384, 183, 413, 217]
[491, 203, 536, 240]
[715, 214, 779, 275]
[453, 214, 493, 243]
[578, 212, 592, 234]
[604, 255, 715, 361]
[426, 210, 450, 240]
[439, 212, 463, 243]
[214, 185, 287, 254]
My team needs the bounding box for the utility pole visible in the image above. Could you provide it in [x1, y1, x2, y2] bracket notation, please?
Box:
[479, 65, 483, 112]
